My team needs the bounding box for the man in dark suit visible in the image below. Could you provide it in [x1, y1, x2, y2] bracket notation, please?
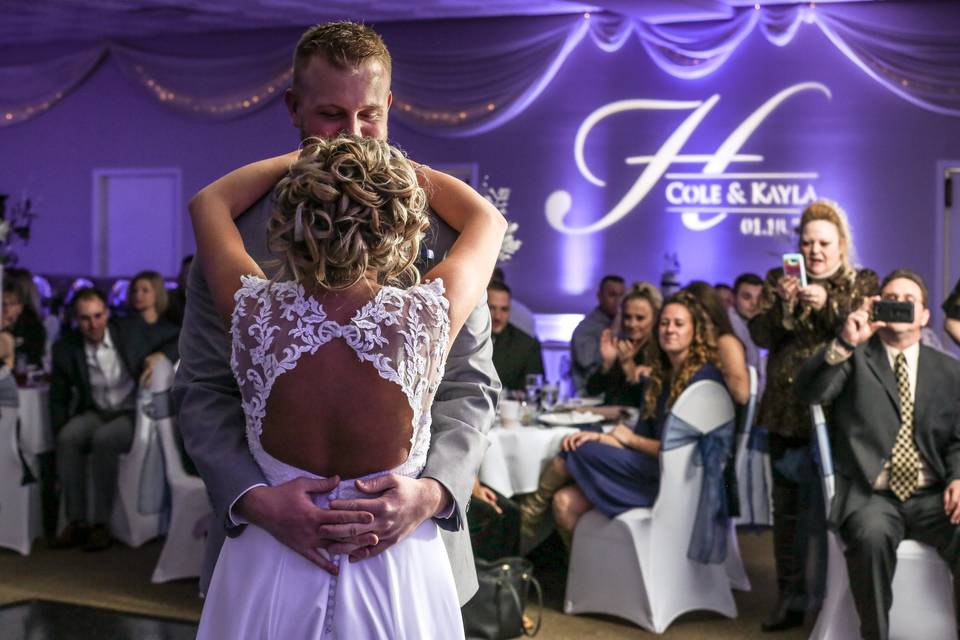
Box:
[488, 281, 544, 392]
[50, 287, 178, 551]
[795, 269, 960, 640]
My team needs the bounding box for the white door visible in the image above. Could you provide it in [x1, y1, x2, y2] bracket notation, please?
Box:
[936, 163, 960, 353]
[92, 168, 181, 276]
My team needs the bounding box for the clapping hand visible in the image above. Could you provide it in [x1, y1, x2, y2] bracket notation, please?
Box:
[839, 296, 884, 349]
[599, 329, 618, 369]
[627, 365, 651, 385]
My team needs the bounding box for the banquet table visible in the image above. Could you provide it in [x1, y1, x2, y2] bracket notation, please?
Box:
[479, 424, 579, 498]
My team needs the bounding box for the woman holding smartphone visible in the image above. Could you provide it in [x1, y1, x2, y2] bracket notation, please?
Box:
[748, 199, 879, 632]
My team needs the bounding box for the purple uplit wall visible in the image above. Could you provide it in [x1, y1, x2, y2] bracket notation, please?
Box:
[4, 21, 960, 319]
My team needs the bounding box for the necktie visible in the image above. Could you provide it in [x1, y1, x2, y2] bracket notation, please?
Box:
[889, 352, 920, 501]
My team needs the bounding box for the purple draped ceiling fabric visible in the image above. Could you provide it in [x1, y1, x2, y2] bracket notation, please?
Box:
[1, 4, 959, 130]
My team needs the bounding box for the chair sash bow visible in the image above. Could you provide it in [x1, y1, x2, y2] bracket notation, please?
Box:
[661, 415, 735, 564]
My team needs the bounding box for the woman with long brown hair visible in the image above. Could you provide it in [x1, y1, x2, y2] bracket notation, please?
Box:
[520, 292, 726, 546]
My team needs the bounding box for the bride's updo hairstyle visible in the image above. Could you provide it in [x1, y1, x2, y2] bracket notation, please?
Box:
[268, 135, 429, 290]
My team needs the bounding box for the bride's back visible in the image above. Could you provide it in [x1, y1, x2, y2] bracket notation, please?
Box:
[260, 290, 414, 479]
[231, 276, 449, 483]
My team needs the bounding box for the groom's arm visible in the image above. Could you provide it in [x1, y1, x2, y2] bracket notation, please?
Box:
[422, 293, 498, 531]
[173, 256, 265, 534]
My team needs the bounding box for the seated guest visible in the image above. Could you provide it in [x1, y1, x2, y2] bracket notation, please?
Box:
[715, 283, 735, 311]
[795, 269, 960, 640]
[50, 288, 179, 551]
[943, 277, 960, 347]
[585, 281, 661, 407]
[489, 281, 544, 392]
[128, 270, 180, 384]
[164, 255, 193, 327]
[490, 267, 536, 337]
[685, 281, 750, 405]
[2, 275, 47, 369]
[571, 275, 625, 394]
[520, 292, 723, 546]
[728, 272, 765, 393]
[468, 478, 520, 561]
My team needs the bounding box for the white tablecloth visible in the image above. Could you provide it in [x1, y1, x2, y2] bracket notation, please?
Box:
[18, 386, 52, 457]
[479, 425, 578, 497]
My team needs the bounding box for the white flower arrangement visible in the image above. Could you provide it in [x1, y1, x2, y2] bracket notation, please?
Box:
[481, 177, 522, 263]
[0, 193, 38, 266]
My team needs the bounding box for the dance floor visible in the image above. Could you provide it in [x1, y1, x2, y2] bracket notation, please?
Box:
[0, 531, 808, 639]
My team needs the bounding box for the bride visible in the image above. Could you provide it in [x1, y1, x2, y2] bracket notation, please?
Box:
[189, 135, 505, 639]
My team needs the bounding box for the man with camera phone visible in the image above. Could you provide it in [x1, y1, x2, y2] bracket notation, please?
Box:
[794, 268, 960, 640]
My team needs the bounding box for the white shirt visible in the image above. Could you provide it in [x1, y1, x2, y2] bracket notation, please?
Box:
[84, 329, 136, 411]
[874, 340, 933, 489]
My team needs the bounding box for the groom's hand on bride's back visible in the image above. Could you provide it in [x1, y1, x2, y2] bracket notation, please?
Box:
[236, 476, 377, 574]
[327, 474, 451, 562]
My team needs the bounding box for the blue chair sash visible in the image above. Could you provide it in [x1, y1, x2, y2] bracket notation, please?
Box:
[745, 425, 770, 527]
[137, 390, 172, 519]
[661, 414, 735, 564]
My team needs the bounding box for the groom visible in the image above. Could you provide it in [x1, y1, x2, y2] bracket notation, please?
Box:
[173, 21, 500, 604]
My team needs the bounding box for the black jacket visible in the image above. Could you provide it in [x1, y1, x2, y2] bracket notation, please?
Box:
[794, 334, 960, 528]
[50, 316, 178, 432]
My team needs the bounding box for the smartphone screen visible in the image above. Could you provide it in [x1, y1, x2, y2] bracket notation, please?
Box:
[782, 253, 808, 287]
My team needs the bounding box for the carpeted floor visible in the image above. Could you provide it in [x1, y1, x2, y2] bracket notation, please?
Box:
[0, 530, 811, 639]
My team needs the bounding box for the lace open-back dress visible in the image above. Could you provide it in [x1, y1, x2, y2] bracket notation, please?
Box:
[197, 275, 465, 640]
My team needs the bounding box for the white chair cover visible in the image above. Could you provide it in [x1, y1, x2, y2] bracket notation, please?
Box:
[564, 380, 740, 633]
[0, 406, 42, 554]
[808, 404, 958, 640]
[151, 415, 212, 584]
[735, 365, 773, 528]
[108, 356, 176, 547]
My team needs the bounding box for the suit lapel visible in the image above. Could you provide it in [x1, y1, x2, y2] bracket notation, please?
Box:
[913, 346, 936, 437]
[73, 338, 90, 396]
[864, 336, 900, 417]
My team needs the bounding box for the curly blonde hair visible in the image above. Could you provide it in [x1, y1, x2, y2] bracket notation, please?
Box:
[267, 135, 429, 290]
[642, 291, 720, 419]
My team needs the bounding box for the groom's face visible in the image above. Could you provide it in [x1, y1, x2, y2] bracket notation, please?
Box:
[285, 55, 392, 142]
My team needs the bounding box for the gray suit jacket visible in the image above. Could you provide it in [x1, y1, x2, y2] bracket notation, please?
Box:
[173, 195, 500, 603]
[794, 335, 960, 528]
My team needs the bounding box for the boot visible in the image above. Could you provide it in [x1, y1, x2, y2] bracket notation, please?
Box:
[556, 525, 573, 551]
[520, 463, 567, 542]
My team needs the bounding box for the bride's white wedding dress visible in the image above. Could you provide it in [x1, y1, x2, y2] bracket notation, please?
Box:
[197, 275, 465, 639]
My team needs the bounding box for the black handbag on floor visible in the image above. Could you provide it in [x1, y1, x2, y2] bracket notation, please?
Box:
[462, 557, 542, 640]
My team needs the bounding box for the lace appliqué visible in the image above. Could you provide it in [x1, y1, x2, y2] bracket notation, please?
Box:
[229, 275, 450, 485]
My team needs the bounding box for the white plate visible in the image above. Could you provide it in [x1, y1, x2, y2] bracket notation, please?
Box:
[557, 397, 603, 410]
[538, 411, 604, 426]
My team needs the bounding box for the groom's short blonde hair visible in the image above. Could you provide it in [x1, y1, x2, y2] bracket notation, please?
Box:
[293, 21, 392, 89]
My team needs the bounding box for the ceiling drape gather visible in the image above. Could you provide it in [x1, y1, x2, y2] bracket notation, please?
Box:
[2, 3, 958, 131]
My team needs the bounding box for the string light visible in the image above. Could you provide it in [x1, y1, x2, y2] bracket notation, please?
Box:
[392, 99, 500, 125]
[130, 63, 292, 116]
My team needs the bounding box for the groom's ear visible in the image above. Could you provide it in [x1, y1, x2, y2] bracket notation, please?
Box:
[284, 88, 301, 129]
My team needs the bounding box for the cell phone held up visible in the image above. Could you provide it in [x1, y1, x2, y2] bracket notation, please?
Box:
[782, 253, 808, 288]
[872, 300, 915, 324]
